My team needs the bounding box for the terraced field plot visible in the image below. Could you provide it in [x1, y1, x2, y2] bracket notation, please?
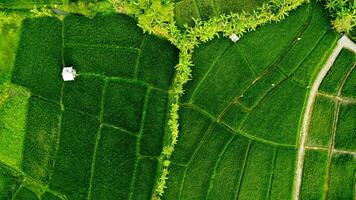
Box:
[301, 48, 356, 199]
[163, 1, 355, 200]
[173, 0, 269, 26]
[2, 14, 178, 199]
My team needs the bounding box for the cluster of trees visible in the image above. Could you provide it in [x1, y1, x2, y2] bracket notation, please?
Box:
[325, 0, 355, 35]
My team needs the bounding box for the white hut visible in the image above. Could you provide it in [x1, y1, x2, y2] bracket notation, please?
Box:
[230, 34, 240, 43]
[62, 67, 76, 81]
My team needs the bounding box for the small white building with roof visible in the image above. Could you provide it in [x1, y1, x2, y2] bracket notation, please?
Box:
[62, 67, 76, 81]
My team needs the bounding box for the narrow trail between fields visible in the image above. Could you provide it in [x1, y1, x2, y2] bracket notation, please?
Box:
[293, 35, 356, 200]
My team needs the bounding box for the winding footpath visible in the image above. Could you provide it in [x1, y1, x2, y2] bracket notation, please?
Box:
[293, 35, 356, 200]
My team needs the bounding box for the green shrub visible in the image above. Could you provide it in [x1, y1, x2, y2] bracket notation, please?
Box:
[268, 149, 296, 200]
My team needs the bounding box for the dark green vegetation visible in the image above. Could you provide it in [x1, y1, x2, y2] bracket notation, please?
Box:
[2, 13, 178, 199]
[300, 150, 328, 199]
[306, 96, 335, 147]
[163, 1, 347, 199]
[174, 0, 269, 27]
[1, 0, 356, 199]
[319, 49, 356, 94]
[328, 153, 356, 200]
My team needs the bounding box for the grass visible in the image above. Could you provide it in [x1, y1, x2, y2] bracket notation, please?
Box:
[173, 0, 200, 27]
[268, 149, 296, 200]
[0, 84, 30, 168]
[137, 35, 178, 90]
[242, 79, 307, 145]
[278, 1, 331, 75]
[190, 43, 255, 116]
[13, 187, 39, 200]
[161, 164, 185, 200]
[41, 192, 61, 200]
[49, 111, 100, 199]
[140, 89, 168, 157]
[0, 164, 22, 200]
[64, 14, 143, 48]
[11, 17, 62, 102]
[180, 38, 231, 103]
[221, 103, 249, 130]
[206, 136, 250, 200]
[64, 47, 139, 79]
[239, 68, 286, 109]
[292, 30, 339, 85]
[341, 67, 356, 98]
[238, 3, 310, 74]
[90, 125, 136, 200]
[334, 104, 356, 151]
[306, 96, 335, 147]
[173, 0, 268, 27]
[300, 150, 327, 200]
[319, 49, 356, 94]
[180, 125, 232, 200]
[22, 96, 61, 184]
[63, 75, 104, 116]
[4, 13, 179, 199]
[103, 80, 147, 133]
[130, 158, 157, 200]
[237, 142, 274, 200]
[171, 107, 213, 164]
[328, 153, 355, 200]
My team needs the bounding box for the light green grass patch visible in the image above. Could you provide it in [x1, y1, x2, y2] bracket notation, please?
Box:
[22, 96, 60, 184]
[306, 96, 335, 147]
[0, 84, 30, 168]
[328, 153, 355, 200]
[319, 49, 356, 95]
[300, 150, 327, 200]
[334, 104, 356, 151]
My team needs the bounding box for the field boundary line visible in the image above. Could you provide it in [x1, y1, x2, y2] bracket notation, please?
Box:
[128, 87, 151, 200]
[180, 103, 295, 148]
[317, 92, 356, 104]
[293, 35, 356, 200]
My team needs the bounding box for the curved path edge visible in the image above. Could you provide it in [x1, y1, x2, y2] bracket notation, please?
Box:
[293, 35, 356, 200]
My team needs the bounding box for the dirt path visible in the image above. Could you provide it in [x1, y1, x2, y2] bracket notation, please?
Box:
[293, 35, 356, 200]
